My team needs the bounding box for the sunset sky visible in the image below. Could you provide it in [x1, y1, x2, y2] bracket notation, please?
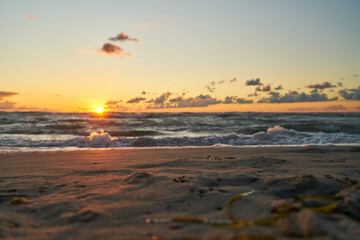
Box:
[1, 0, 359, 112]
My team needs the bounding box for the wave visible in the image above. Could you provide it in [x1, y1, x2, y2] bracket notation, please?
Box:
[2, 126, 359, 149]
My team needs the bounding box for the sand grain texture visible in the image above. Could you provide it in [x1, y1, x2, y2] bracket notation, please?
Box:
[0, 147, 359, 239]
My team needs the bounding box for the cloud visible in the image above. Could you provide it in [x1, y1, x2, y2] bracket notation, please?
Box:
[0, 100, 16, 109]
[337, 82, 343, 87]
[338, 87, 360, 100]
[97, 43, 131, 58]
[223, 96, 253, 104]
[28, 14, 36, 19]
[274, 85, 283, 90]
[323, 105, 346, 111]
[247, 92, 258, 97]
[353, 74, 358, 77]
[154, 92, 172, 104]
[127, 97, 146, 104]
[104, 100, 128, 111]
[288, 90, 299, 95]
[146, 92, 173, 107]
[109, 32, 138, 42]
[258, 91, 337, 103]
[288, 107, 320, 111]
[256, 84, 271, 92]
[98, 43, 124, 55]
[229, 77, 237, 83]
[218, 80, 225, 84]
[105, 100, 122, 106]
[306, 82, 336, 90]
[245, 78, 262, 86]
[206, 85, 215, 93]
[0, 91, 18, 101]
[148, 94, 221, 109]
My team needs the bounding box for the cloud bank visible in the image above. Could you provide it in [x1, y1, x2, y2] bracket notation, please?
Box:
[127, 97, 146, 104]
[0, 91, 18, 100]
[339, 87, 360, 100]
[306, 82, 336, 90]
[258, 91, 337, 103]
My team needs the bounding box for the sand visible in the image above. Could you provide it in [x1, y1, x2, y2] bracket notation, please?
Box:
[0, 146, 359, 240]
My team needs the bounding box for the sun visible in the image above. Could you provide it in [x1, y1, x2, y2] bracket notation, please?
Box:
[96, 107, 103, 114]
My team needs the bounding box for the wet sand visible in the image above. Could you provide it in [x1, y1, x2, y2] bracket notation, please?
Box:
[0, 147, 359, 239]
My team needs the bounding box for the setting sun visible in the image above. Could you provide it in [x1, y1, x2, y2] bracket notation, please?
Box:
[96, 107, 103, 114]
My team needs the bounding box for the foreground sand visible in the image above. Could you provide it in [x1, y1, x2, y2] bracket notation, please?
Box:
[0, 147, 359, 240]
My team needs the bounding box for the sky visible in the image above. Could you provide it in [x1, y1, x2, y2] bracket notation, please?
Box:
[1, 0, 359, 113]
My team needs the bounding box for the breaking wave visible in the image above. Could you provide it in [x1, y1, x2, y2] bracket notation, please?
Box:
[2, 126, 359, 149]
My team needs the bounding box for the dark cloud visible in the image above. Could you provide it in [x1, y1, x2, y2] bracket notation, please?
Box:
[155, 92, 172, 104]
[256, 85, 271, 92]
[206, 85, 215, 93]
[127, 97, 146, 104]
[0, 91, 18, 101]
[323, 105, 346, 111]
[147, 94, 220, 109]
[353, 74, 358, 77]
[223, 96, 253, 104]
[98, 43, 125, 55]
[245, 78, 262, 86]
[145, 92, 172, 107]
[274, 85, 283, 90]
[306, 82, 336, 90]
[258, 91, 337, 103]
[247, 92, 258, 97]
[223, 96, 236, 104]
[0, 100, 16, 109]
[310, 89, 318, 94]
[288, 90, 299, 95]
[338, 87, 360, 100]
[337, 82, 343, 87]
[109, 32, 139, 42]
[104, 100, 128, 111]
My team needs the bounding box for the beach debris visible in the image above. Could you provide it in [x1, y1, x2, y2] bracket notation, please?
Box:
[330, 160, 345, 163]
[206, 155, 222, 160]
[174, 176, 186, 183]
[7, 197, 31, 205]
[227, 190, 256, 223]
[146, 185, 359, 239]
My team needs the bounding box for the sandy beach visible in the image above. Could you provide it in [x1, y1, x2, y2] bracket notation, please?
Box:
[1, 146, 359, 240]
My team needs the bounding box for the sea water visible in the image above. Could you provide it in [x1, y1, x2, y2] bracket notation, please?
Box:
[0, 112, 359, 151]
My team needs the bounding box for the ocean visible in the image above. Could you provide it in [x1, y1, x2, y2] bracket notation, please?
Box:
[0, 112, 359, 151]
